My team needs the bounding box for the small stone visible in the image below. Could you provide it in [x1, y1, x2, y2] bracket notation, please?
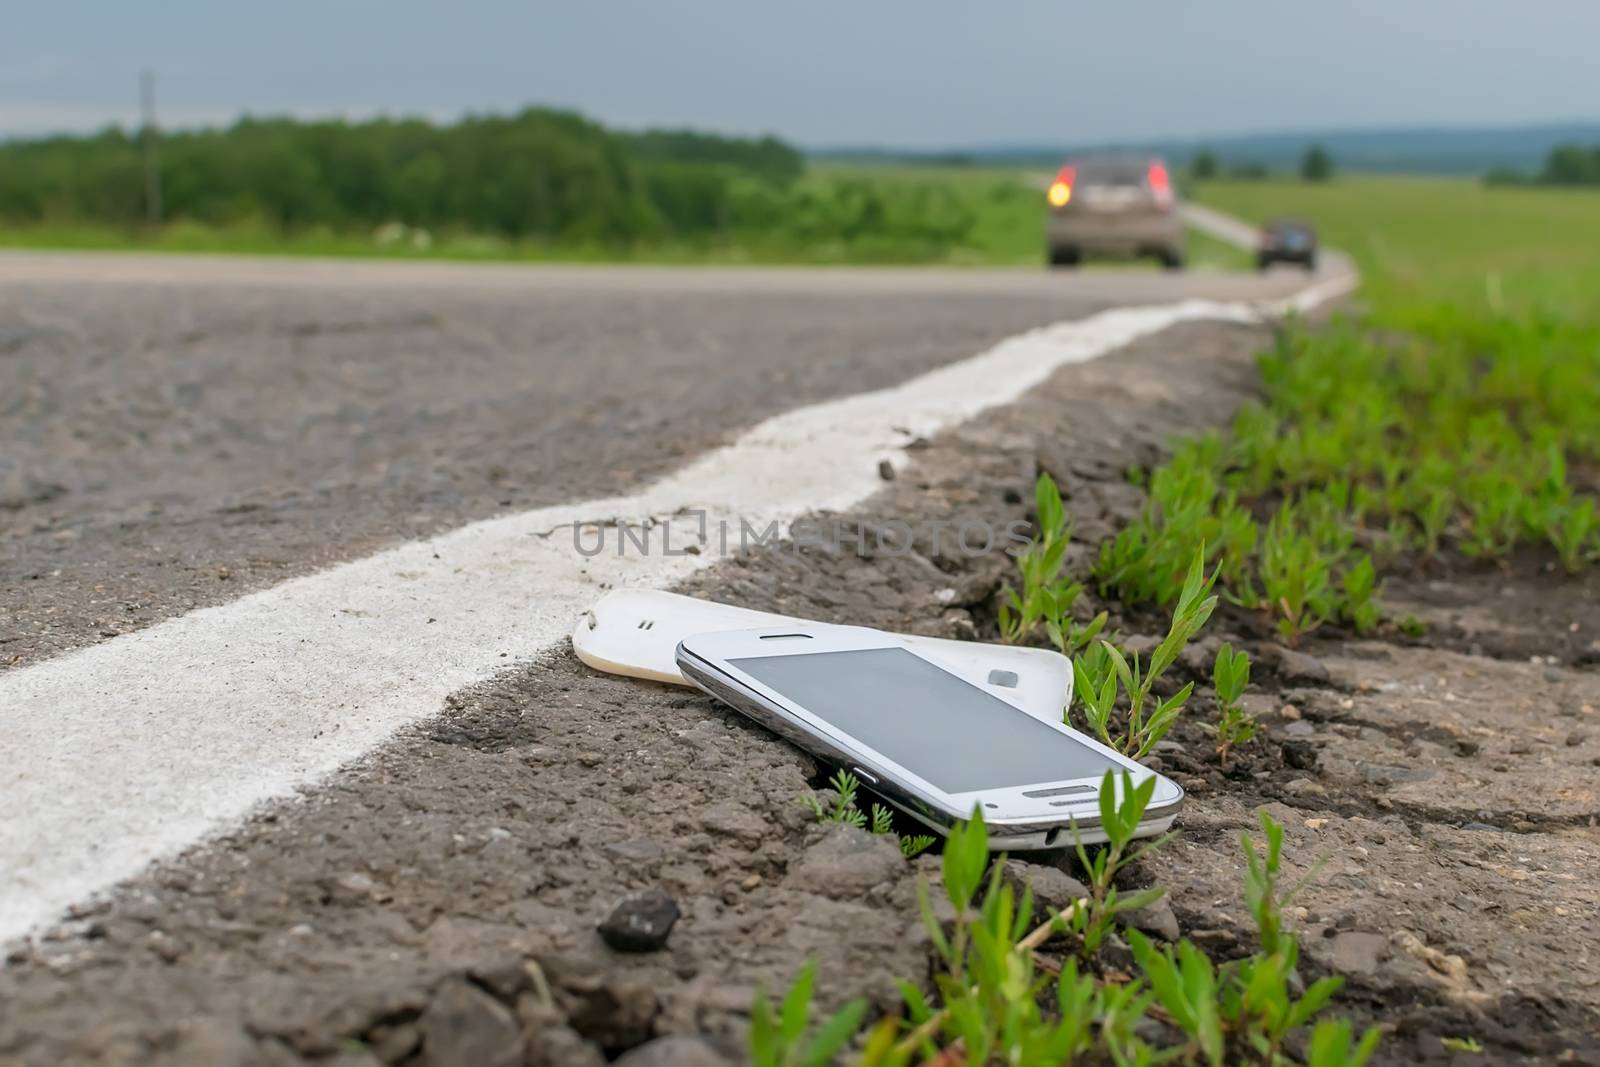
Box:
[598, 888, 681, 953]
[1281, 740, 1318, 770]
[1124, 896, 1181, 942]
[786, 826, 905, 899]
[1279, 703, 1301, 720]
[1001, 860, 1090, 916]
[523, 1022, 606, 1067]
[1177, 637, 1221, 674]
[1122, 634, 1160, 657]
[1152, 739, 1185, 755]
[1566, 732, 1586, 747]
[1454, 739, 1480, 757]
[166, 1019, 262, 1067]
[1304, 818, 1328, 830]
[1329, 931, 1387, 976]
[605, 839, 666, 865]
[614, 1036, 732, 1067]
[1268, 648, 1330, 685]
[1282, 720, 1316, 738]
[877, 459, 896, 481]
[148, 931, 184, 963]
[420, 977, 523, 1067]
[1391, 929, 1469, 984]
[1284, 778, 1326, 797]
[1360, 762, 1434, 785]
[699, 801, 768, 845]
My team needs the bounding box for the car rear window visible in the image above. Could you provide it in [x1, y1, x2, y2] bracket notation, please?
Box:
[1073, 160, 1151, 185]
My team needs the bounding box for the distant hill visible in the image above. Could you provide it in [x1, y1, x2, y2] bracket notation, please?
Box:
[813, 121, 1600, 175]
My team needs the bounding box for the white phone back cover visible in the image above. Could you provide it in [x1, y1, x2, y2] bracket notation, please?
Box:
[571, 589, 1072, 723]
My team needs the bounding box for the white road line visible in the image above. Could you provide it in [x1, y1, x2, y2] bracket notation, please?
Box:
[0, 279, 1351, 944]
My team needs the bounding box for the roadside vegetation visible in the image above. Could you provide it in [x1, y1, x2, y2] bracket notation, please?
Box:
[766, 171, 1598, 1063]
[1116, 177, 1600, 639]
[0, 109, 1237, 270]
[775, 793, 1377, 1065]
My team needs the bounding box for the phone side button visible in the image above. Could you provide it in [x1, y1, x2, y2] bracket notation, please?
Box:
[853, 767, 881, 786]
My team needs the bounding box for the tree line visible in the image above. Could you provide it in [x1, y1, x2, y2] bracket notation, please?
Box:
[1485, 143, 1600, 187]
[0, 107, 1012, 253]
[1187, 145, 1334, 182]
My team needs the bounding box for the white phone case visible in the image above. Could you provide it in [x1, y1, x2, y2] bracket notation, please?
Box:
[571, 589, 1072, 723]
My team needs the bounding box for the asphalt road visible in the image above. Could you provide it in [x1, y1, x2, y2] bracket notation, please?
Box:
[1, 251, 1316, 671]
[0, 247, 1383, 1064]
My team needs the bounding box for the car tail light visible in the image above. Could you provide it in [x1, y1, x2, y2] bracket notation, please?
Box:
[1147, 163, 1173, 209]
[1047, 166, 1075, 207]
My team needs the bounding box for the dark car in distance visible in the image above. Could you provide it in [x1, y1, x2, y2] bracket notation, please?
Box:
[1257, 219, 1318, 271]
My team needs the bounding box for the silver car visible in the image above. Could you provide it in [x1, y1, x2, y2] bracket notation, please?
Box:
[1045, 155, 1184, 269]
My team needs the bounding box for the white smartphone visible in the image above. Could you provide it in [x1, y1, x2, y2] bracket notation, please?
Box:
[676, 624, 1183, 849]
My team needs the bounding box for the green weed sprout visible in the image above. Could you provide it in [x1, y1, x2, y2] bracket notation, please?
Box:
[1337, 555, 1382, 634]
[1063, 770, 1173, 961]
[801, 769, 933, 859]
[1075, 546, 1217, 759]
[759, 805, 1378, 1065]
[1128, 811, 1380, 1066]
[1200, 643, 1256, 767]
[1440, 1035, 1486, 1054]
[898, 805, 1158, 1065]
[749, 959, 867, 1067]
[1545, 497, 1600, 573]
[1259, 507, 1334, 644]
[997, 473, 1110, 656]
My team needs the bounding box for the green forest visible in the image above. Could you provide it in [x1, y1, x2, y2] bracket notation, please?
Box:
[0, 107, 1043, 261]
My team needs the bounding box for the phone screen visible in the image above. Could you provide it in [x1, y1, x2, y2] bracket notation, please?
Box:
[729, 646, 1123, 794]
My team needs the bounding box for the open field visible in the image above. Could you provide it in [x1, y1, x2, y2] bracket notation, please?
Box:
[1196, 176, 1600, 321]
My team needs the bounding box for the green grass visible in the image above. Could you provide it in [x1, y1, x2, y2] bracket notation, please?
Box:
[1080, 177, 1600, 642]
[754, 803, 1378, 1066]
[1195, 176, 1600, 322]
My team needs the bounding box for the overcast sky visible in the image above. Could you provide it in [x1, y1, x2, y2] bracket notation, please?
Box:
[5, 0, 1598, 146]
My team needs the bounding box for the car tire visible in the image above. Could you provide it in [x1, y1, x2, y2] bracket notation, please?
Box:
[1256, 252, 1273, 272]
[1159, 248, 1185, 271]
[1048, 245, 1080, 269]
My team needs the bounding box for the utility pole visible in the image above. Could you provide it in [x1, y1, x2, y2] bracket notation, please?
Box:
[140, 69, 163, 226]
